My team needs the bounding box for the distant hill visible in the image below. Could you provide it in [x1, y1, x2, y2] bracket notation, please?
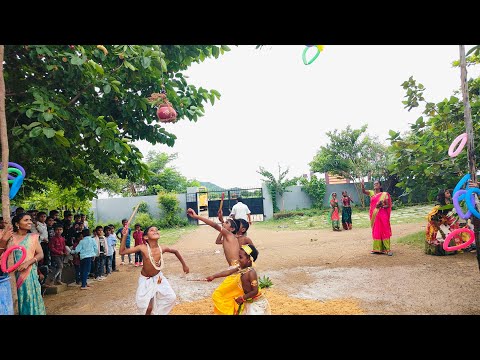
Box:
[200, 181, 225, 191]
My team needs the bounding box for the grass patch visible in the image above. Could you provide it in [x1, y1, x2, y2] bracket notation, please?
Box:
[395, 230, 425, 248]
[158, 226, 197, 245]
[256, 205, 432, 231]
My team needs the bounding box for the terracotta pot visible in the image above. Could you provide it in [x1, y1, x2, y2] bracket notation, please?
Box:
[156, 104, 177, 123]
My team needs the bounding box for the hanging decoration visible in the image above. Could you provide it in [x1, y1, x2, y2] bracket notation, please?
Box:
[302, 45, 325, 65]
[0, 162, 26, 199]
[148, 92, 178, 123]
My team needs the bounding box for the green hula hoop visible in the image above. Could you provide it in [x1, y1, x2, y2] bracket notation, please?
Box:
[7, 167, 22, 184]
[302, 46, 321, 65]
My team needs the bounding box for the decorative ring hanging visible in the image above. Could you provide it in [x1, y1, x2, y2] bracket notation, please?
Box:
[0, 245, 27, 273]
[453, 173, 471, 202]
[302, 45, 324, 65]
[448, 133, 467, 157]
[452, 189, 473, 219]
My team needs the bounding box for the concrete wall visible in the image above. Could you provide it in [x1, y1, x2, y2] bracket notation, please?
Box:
[266, 182, 373, 213]
[323, 183, 371, 208]
[262, 183, 274, 220]
[92, 193, 188, 224]
[92, 182, 370, 223]
[276, 185, 313, 211]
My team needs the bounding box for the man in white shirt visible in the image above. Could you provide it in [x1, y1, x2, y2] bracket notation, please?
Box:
[230, 196, 252, 225]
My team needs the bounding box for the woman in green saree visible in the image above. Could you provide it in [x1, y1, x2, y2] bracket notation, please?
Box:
[10, 213, 46, 315]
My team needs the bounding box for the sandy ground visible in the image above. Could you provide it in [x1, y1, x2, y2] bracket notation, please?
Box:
[44, 222, 480, 315]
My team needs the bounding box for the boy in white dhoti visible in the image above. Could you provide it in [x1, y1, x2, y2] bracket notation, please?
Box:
[119, 225, 189, 315]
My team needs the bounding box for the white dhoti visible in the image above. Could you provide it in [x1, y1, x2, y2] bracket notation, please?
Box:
[241, 294, 271, 315]
[136, 272, 177, 315]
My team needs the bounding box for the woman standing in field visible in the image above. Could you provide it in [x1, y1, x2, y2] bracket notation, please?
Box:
[329, 192, 341, 231]
[361, 180, 393, 255]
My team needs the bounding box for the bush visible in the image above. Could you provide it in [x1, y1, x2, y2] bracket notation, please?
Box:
[157, 191, 186, 228]
[137, 201, 150, 214]
[85, 209, 96, 230]
[300, 175, 326, 209]
[133, 213, 156, 228]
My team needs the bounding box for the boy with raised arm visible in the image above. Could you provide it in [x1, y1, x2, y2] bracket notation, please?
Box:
[119, 224, 189, 315]
[187, 208, 244, 315]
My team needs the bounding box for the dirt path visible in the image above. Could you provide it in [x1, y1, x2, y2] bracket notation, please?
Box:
[44, 222, 480, 314]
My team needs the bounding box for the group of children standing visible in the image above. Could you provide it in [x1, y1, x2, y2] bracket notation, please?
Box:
[6, 207, 153, 292]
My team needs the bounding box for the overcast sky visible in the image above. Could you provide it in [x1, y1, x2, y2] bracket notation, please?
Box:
[134, 45, 480, 190]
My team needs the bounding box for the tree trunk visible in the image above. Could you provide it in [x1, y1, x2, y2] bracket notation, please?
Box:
[459, 45, 480, 271]
[0, 46, 10, 224]
[0, 45, 18, 313]
[353, 182, 366, 208]
[129, 183, 137, 196]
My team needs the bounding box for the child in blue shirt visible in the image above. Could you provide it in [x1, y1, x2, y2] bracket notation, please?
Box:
[70, 229, 98, 290]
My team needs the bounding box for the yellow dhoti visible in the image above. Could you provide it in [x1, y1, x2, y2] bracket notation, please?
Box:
[212, 273, 243, 315]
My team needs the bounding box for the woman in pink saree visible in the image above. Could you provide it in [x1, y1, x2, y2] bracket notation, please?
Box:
[9, 213, 46, 315]
[361, 180, 393, 256]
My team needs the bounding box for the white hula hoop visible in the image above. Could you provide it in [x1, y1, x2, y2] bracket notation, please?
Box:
[448, 133, 467, 157]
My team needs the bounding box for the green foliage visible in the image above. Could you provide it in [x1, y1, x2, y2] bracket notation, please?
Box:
[309, 125, 391, 207]
[466, 45, 480, 57]
[299, 175, 326, 208]
[137, 151, 200, 195]
[17, 181, 91, 213]
[258, 275, 273, 289]
[96, 172, 132, 197]
[401, 76, 425, 111]
[85, 209, 96, 230]
[5, 45, 228, 199]
[157, 191, 187, 228]
[257, 165, 300, 212]
[389, 74, 480, 201]
[395, 230, 425, 248]
[133, 212, 155, 228]
[256, 204, 431, 231]
[137, 201, 150, 214]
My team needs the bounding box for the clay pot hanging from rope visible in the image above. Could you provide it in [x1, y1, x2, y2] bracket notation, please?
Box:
[148, 92, 177, 123]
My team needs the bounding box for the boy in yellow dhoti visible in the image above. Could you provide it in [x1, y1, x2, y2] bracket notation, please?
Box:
[206, 244, 271, 315]
[187, 208, 242, 314]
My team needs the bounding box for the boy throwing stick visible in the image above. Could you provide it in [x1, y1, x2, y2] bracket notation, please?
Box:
[120, 214, 189, 315]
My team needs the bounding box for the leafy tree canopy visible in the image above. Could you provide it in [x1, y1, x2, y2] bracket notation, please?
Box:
[389, 72, 480, 202]
[309, 125, 391, 206]
[257, 165, 300, 212]
[5, 45, 229, 200]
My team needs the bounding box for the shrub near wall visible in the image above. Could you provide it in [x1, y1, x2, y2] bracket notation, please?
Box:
[157, 191, 188, 228]
[133, 213, 156, 228]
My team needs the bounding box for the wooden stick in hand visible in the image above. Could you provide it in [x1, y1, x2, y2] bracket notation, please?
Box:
[126, 203, 141, 227]
[219, 192, 225, 212]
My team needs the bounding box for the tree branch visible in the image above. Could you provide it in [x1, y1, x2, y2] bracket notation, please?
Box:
[67, 84, 93, 106]
[5, 91, 27, 97]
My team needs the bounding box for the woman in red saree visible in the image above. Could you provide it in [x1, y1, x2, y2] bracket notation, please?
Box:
[361, 180, 393, 255]
[9, 213, 46, 315]
[329, 192, 341, 231]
